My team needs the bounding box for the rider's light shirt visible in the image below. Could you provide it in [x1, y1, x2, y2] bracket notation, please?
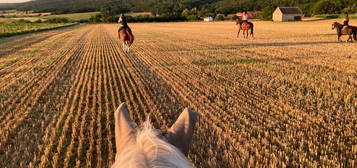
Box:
[242, 14, 248, 20]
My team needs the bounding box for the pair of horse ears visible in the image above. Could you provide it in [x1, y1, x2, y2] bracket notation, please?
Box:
[114, 103, 199, 156]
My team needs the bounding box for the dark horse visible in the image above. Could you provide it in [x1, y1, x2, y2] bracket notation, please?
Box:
[118, 14, 134, 53]
[331, 22, 357, 42]
[236, 17, 254, 39]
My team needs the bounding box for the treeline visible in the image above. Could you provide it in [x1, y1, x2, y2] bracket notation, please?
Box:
[16, 0, 101, 14]
[2, 0, 357, 21]
[0, 3, 19, 10]
[11, 17, 71, 24]
[87, 13, 187, 23]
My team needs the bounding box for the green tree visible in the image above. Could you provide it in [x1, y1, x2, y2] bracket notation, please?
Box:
[34, 19, 42, 23]
[342, 4, 357, 14]
[215, 13, 224, 21]
[187, 14, 199, 21]
[182, 9, 191, 17]
[313, 0, 343, 14]
[45, 17, 70, 23]
[300, 3, 314, 15]
[257, 6, 274, 20]
[89, 14, 102, 23]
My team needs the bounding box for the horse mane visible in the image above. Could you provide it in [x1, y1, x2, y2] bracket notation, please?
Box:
[333, 22, 342, 27]
[111, 120, 194, 168]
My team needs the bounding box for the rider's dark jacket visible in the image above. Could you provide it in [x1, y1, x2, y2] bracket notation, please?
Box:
[118, 16, 132, 33]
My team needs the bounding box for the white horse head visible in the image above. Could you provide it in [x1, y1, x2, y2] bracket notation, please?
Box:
[111, 103, 198, 168]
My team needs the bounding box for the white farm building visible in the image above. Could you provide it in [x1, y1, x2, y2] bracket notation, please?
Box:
[203, 17, 213, 22]
[273, 7, 303, 22]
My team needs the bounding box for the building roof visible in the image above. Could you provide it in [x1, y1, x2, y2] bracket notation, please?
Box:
[277, 7, 303, 14]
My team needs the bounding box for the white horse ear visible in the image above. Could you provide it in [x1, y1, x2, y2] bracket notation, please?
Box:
[167, 108, 199, 156]
[114, 102, 136, 154]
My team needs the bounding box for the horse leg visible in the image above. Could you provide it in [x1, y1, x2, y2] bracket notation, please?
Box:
[126, 43, 130, 53]
[125, 42, 130, 53]
[237, 27, 242, 38]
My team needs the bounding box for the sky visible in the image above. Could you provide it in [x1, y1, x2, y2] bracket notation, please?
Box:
[0, 0, 31, 3]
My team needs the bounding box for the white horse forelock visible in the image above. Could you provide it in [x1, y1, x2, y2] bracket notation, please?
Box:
[111, 120, 195, 168]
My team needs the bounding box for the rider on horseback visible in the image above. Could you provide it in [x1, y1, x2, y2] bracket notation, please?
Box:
[236, 11, 254, 39]
[118, 13, 134, 53]
[238, 11, 249, 27]
[118, 14, 132, 35]
[242, 12, 248, 22]
[342, 12, 349, 29]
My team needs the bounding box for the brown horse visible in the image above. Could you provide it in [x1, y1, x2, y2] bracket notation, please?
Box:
[236, 17, 254, 39]
[118, 14, 134, 53]
[331, 22, 357, 42]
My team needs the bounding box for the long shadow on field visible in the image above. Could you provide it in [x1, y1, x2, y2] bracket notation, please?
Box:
[235, 41, 340, 47]
[156, 41, 342, 53]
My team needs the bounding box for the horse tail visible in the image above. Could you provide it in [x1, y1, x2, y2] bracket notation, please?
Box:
[129, 32, 134, 46]
[127, 28, 134, 46]
[353, 27, 357, 41]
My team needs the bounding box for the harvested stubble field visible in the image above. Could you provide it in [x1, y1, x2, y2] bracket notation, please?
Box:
[0, 20, 356, 168]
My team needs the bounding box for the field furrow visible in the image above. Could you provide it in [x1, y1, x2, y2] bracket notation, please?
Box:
[0, 25, 93, 168]
[1, 21, 355, 168]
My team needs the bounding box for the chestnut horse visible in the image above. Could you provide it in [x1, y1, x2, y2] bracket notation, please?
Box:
[118, 14, 134, 53]
[331, 22, 357, 42]
[236, 17, 254, 39]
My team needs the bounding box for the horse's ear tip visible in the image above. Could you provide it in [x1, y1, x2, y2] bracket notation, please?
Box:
[184, 107, 199, 117]
[116, 102, 127, 112]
